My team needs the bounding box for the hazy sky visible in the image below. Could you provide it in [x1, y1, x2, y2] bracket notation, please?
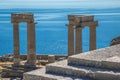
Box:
[0, 0, 120, 9]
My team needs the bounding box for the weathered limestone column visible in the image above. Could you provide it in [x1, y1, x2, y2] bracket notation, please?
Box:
[26, 22, 36, 67]
[68, 24, 74, 56]
[76, 27, 82, 54]
[90, 26, 96, 50]
[13, 22, 20, 66]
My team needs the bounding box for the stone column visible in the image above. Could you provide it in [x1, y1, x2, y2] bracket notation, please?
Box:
[90, 26, 96, 50]
[76, 27, 82, 54]
[13, 22, 20, 66]
[68, 24, 74, 56]
[26, 22, 36, 67]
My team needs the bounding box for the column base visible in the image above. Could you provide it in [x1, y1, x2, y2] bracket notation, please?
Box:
[13, 58, 21, 67]
[24, 61, 36, 69]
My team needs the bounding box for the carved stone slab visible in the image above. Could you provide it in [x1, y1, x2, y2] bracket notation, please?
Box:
[68, 15, 94, 22]
[11, 13, 34, 23]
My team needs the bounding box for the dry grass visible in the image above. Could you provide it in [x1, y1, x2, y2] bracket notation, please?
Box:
[0, 62, 13, 65]
[0, 62, 13, 70]
[0, 66, 4, 70]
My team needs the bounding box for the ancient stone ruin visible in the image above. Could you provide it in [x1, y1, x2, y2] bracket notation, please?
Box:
[11, 13, 36, 68]
[1, 13, 119, 80]
[68, 15, 98, 56]
[1, 13, 37, 78]
[22, 14, 120, 80]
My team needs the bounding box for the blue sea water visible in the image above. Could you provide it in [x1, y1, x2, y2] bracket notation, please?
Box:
[0, 8, 120, 56]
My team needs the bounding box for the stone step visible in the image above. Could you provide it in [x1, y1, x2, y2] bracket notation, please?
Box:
[23, 67, 90, 80]
[68, 44, 120, 70]
[46, 60, 120, 80]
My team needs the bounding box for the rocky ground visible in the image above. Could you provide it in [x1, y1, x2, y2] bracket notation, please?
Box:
[110, 36, 120, 46]
[0, 59, 59, 80]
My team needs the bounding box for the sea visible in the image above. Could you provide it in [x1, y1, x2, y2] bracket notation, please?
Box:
[0, 8, 120, 56]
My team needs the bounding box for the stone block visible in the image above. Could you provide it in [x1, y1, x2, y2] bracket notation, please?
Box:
[68, 15, 94, 22]
[48, 55, 55, 63]
[68, 15, 95, 26]
[89, 71, 120, 80]
[101, 56, 120, 70]
[46, 60, 88, 78]
[68, 57, 101, 68]
[11, 13, 34, 23]
[80, 21, 98, 27]
[23, 67, 86, 80]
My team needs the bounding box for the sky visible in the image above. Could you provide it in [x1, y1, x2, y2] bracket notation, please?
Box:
[0, 0, 120, 9]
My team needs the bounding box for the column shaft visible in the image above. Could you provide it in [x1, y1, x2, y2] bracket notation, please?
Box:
[68, 24, 74, 56]
[13, 23, 20, 66]
[76, 27, 82, 54]
[90, 26, 96, 50]
[27, 23, 36, 67]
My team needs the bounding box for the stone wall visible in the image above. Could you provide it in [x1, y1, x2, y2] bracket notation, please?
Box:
[20, 55, 67, 60]
[1, 69, 23, 78]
